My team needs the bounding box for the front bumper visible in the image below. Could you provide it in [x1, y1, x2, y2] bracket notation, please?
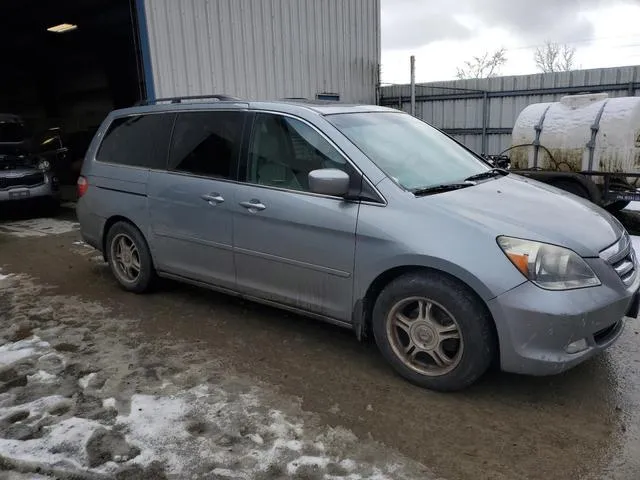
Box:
[489, 258, 640, 376]
[0, 172, 59, 203]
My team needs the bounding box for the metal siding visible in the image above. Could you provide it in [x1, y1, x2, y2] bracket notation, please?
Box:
[381, 65, 640, 155]
[144, 0, 379, 103]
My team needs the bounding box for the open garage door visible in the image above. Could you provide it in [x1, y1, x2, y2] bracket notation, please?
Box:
[0, 0, 146, 186]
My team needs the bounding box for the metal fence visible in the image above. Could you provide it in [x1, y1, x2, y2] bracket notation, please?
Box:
[379, 65, 640, 157]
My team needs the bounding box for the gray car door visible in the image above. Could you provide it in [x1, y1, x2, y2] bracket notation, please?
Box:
[232, 112, 359, 321]
[147, 110, 246, 288]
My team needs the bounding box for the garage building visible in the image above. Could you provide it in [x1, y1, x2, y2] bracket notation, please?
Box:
[0, 0, 380, 184]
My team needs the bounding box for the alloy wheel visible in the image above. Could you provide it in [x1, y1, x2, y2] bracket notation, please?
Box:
[386, 297, 464, 376]
[110, 233, 141, 284]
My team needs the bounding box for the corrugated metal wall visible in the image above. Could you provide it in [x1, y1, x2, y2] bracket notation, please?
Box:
[142, 0, 380, 103]
[380, 66, 640, 156]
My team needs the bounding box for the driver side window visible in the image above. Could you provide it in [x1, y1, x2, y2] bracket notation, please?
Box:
[247, 113, 347, 192]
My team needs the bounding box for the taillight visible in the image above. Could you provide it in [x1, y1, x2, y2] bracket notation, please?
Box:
[77, 176, 89, 197]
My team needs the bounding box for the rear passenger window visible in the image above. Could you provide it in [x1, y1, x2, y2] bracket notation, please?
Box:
[168, 111, 245, 179]
[96, 113, 175, 169]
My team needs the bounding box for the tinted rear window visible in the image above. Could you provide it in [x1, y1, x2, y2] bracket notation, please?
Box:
[169, 111, 245, 179]
[96, 113, 175, 169]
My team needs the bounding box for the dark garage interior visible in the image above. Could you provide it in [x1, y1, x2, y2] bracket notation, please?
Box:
[0, 0, 146, 186]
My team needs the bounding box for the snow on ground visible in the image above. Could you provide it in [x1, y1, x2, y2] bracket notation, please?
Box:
[0, 267, 11, 281]
[0, 273, 433, 479]
[0, 218, 79, 238]
[0, 336, 51, 369]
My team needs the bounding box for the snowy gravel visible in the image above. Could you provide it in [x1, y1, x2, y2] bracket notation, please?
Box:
[0, 273, 433, 479]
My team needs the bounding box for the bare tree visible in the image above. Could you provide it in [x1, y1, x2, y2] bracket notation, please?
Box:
[455, 48, 507, 80]
[534, 42, 576, 73]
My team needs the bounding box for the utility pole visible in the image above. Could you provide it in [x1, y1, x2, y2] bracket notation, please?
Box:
[410, 55, 416, 116]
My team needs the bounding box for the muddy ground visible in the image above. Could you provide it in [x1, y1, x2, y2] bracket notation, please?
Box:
[1, 207, 640, 479]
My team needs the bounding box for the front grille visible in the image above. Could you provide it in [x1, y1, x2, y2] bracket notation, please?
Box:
[600, 233, 637, 286]
[613, 255, 636, 284]
[0, 172, 45, 190]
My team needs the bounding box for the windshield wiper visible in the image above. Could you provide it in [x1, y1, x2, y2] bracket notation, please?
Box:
[412, 182, 474, 197]
[463, 168, 508, 183]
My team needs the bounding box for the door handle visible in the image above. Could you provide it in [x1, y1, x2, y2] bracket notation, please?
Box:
[201, 193, 224, 205]
[239, 199, 266, 212]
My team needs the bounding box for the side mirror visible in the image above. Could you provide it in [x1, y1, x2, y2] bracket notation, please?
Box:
[308, 168, 350, 196]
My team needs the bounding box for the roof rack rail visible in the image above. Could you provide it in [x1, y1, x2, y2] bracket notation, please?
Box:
[136, 94, 242, 106]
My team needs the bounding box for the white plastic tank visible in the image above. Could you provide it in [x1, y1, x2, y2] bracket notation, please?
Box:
[511, 93, 640, 184]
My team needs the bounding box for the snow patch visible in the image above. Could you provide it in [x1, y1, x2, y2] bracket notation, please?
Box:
[78, 372, 97, 390]
[286, 455, 330, 474]
[27, 370, 59, 384]
[117, 393, 192, 472]
[0, 337, 50, 369]
[0, 417, 103, 470]
[72, 241, 91, 247]
[0, 218, 79, 238]
[0, 395, 69, 420]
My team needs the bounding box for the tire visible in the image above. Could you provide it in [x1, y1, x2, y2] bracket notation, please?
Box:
[605, 200, 630, 213]
[105, 221, 156, 293]
[551, 180, 591, 200]
[372, 272, 496, 392]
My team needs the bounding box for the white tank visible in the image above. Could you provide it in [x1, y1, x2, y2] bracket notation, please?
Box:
[510, 93, 640, 184]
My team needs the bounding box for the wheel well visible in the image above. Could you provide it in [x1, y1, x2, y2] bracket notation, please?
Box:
[360, 266, 499, 359]
[101, 215, 138, 261]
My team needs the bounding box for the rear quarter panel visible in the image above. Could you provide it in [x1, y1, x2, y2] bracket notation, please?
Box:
[77, 114, 151, 252]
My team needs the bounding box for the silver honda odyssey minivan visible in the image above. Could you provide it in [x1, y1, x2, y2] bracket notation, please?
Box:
[76, 97, 640, 391]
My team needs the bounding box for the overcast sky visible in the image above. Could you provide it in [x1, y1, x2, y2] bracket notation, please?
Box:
[380, 0, 640, 84]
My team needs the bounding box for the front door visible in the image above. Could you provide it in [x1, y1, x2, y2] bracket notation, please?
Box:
[148, 110, 246, 288]
[233, 112, 359, 321]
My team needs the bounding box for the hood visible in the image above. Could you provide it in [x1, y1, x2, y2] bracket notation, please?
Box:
[0, 166, 40, 177]
[0, 143, 33, 169]
[418, 174, 623, 257]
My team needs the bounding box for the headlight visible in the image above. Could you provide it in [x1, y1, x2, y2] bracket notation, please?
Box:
[497, 236, 600, 290]
[37, 159, 51, 171]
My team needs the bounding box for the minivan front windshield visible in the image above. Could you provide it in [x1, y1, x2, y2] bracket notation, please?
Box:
[328, 112, 490, 191]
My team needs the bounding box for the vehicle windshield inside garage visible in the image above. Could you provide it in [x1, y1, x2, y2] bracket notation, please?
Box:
[0, 0, 144, 186]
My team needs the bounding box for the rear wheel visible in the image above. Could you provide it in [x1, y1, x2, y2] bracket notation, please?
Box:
[372, 272, 496, 391]
[106, 221, 156, 293]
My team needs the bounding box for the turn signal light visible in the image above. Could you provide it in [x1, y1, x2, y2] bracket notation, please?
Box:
[506, 252, 530, 276]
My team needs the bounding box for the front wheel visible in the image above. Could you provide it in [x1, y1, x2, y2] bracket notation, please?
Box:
[372, 272, 496, 391]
